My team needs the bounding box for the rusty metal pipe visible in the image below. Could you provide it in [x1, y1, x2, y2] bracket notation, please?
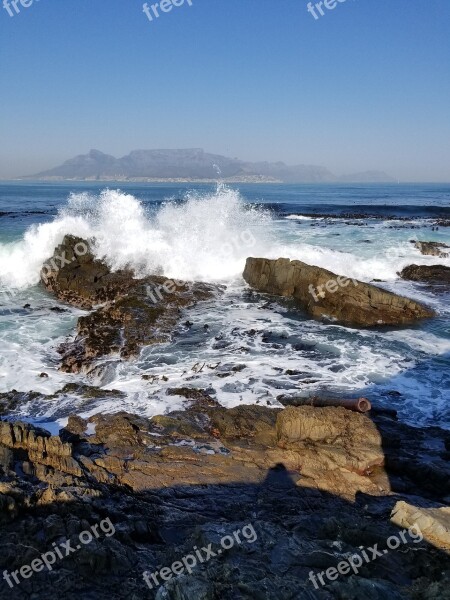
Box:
[277, 395, 372, 413]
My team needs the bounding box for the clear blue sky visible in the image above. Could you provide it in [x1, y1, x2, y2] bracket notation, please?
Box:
[0, 0, 449, 180]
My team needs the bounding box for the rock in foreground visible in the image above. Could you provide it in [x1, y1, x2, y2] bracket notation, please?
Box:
[243, 257, 434, 327]
[1, 403, 450, 599]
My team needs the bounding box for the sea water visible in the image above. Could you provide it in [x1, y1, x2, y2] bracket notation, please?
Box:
[0, 182, 449, 430]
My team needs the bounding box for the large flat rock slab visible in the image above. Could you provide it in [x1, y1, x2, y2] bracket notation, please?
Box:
[243, 257, 434, 327]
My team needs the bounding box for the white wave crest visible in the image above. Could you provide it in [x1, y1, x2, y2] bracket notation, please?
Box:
[1, 185, 450, 289]
[0, 185, 273, 287]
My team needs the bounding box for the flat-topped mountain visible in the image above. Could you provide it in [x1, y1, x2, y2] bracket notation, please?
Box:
[24, 148, 394, 183]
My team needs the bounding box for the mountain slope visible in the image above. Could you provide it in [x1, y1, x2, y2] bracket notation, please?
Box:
[26, 149, 394, 183]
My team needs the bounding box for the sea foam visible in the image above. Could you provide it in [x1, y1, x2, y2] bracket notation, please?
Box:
[1, 185, 450, 290]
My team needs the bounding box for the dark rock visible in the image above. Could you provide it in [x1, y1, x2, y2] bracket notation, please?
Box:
[41, 236, 219, 372]
[166, 387, 219, 408]
[50, 306, 69, 313]
[0, 390, 26, 416]
[1, 404, 450, 598]
[0, 445, 13, 470]
[400, 264, 450, 284]
[40, 235, 134, 309]
[66, 415, 88, 436]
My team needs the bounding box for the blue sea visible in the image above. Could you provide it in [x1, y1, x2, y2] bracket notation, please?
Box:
[0, 182, 449, 430]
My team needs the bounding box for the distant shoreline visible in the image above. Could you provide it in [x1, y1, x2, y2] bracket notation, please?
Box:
[0, 178, 409, 185]
[2, 178, 449, 185]
[3, 177, 282, 184]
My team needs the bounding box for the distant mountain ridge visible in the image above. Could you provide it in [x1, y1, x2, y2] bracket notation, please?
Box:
[25, 149, 394, 183]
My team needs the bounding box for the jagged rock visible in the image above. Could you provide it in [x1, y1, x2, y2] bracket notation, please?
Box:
[166, 387, 220, 408]
[400, 264, 450, 284]
[243, 257, 434, 327]
[41, 236, 219, 372]
[1, 404, 450, 598]
[413, 241, 449, 258]
[3, 403, 448, 500]
[0, 420, 83, 476]
[40, 235, 135, 309]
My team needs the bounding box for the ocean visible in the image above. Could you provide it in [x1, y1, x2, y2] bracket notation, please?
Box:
[0, 181, 449, 431]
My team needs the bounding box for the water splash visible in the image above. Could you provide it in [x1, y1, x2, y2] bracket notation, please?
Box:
[0, 185, 272, 287]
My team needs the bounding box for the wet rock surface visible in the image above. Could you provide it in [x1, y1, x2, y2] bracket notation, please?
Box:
[0, 384, 128, 421]
[40, 234, 137, 309]
[41, 236, 219, 372]
[400, 264, 450, 284]
[1, 404, 450, 599]
[243, 257, 434, 327]
[2, 240, 449, 598]
[412, 241, 449, 258]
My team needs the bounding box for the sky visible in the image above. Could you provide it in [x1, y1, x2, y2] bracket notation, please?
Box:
[0, 0, 449, 181]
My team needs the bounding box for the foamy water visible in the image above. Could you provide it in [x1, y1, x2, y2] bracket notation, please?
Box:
[0, 186, 274, 287]
[2, 185, 450, 289]
[0, 184, 449, 430]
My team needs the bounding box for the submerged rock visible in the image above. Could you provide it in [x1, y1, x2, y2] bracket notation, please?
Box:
[166, 387, 220, 408]
[0, 389, 51, 417]
[243, 257, 434, 327]
[413, 241, 449, 258]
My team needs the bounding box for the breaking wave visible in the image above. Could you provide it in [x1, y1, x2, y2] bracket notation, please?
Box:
[1, 184, 450, 289]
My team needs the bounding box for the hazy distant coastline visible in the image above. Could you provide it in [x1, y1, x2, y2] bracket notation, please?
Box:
[13, 175, 282, 184]
[17, 148, 394, 184]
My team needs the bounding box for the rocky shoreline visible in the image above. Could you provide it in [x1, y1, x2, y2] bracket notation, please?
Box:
[1, 398, 450, 598]
[1, 238, 449, 599]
